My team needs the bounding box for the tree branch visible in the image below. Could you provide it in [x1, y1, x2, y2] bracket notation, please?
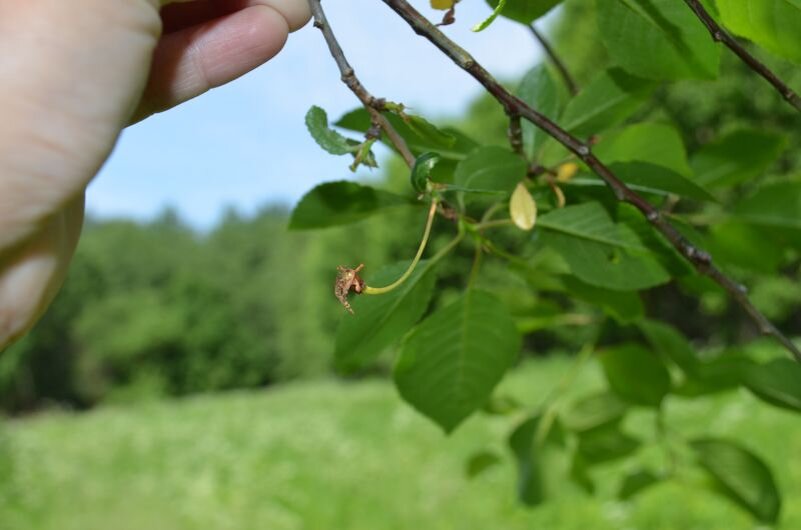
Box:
[683, 0, 801, 113]
[308, 0, 417, 168]
[528, 24, 578, 96]
[379, 0, 801, 362]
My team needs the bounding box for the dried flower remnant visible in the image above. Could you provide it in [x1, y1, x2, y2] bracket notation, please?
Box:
[335, 264, 365, 314]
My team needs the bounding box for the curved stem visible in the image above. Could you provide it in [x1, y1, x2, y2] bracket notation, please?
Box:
[363, 199, 438, 295]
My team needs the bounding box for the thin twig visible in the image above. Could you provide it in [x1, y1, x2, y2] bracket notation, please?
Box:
[683, 0, 801, 112]
[363, 199, 438, 295]
[308, 0, 417, 167]
[528, 24, 578, 96]
[380, 0, 801, 363]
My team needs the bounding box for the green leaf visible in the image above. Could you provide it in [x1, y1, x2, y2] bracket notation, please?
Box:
[569, 162, 715, 201]
[562, 391, 628, 433]
[745, 358, 801, 412]
[539, 202, 648, 251]
[336, 108, 475, 160]
[305, 106, 359, 155]
[405, 115, 457, 149]
[640, 317, 749, 398]
[691, 438, 781, 523]
[411, 152, 441, 193]
[335, 260, 437, 372]
[485, 0, 561, 24]
[675, 356, 752, 397]
[569, 453, 596, 494]
[517, 65, 562, 158]
[600, 343, 671, 407]
[615, 203, 696, 278]
[482, 394, 523, 415]
[510, 183, 538, 231]
[619, 469, 662, 500]
[560, 68, 657, 138]
[289, 181, 411, 230]
[455, 146, 527, 195]
[465, 450, 502, 479]
[394, 290, 521, 433]
[734, 181, 801, 230]
[708, 222, 785, 274]
[577, 422, 640, 464]
[612, 162, 715, 201]
[691, 130, 787, 188]
[473, 0, 506, 31]
[539, 203, 671, 291]
[596, 0, 720, 80]
[508, 415, 546, 506]
[594, 122, 691, 176]
[638, 319, 698, 374]
[542, 236, 670, 292]
[560, 276, 645, 322]
[717, 0, 801, 64]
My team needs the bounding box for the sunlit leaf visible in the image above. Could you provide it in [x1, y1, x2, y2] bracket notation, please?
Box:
[594, 123, 691, 176]
[395, 290, 521, 433]
[597, 0, 720, 80]
[717, 0, 801, 64]
[510, 183, 537, 230]
[560, 68, 657, 138]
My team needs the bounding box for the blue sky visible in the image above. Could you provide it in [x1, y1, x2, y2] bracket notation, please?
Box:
[89, 0, 551, 230]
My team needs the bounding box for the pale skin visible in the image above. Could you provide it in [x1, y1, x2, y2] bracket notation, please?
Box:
[0, 0, 312, 349]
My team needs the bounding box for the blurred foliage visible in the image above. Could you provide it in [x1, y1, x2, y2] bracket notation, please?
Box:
[0, 204, 425, 410]
[5, 357, 801, 530]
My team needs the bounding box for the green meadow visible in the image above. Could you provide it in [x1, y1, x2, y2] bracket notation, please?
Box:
[2, 357, 800, 530]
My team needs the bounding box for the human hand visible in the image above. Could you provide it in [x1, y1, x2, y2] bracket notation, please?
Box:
[0, 0, 311, 349]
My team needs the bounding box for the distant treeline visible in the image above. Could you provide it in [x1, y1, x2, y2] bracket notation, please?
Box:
[0, 203, 427, 411]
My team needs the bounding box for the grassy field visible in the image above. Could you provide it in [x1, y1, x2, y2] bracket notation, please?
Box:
[1, 356, 801, 530]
